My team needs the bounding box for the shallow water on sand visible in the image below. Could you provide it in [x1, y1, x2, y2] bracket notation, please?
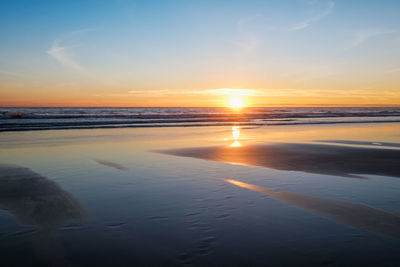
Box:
[0, 123, 400, 266]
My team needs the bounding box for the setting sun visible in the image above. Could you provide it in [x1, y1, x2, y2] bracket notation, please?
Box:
[228, 96, 244, 109]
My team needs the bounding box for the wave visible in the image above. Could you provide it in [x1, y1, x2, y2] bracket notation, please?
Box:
[1, 107, 400, 131]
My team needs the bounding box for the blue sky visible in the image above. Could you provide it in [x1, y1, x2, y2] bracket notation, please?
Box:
[1, 0, 400, 106]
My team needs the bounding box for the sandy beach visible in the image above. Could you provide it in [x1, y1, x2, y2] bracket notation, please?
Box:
[0, 122, 400, 266]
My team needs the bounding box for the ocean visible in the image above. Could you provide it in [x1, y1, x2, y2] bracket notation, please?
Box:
[1, 107, 400, 131]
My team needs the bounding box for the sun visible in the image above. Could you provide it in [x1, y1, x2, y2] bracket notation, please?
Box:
[228, 96, 244, 109]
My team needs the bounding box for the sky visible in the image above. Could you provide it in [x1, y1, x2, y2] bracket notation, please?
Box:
[0, 0, 400, 107]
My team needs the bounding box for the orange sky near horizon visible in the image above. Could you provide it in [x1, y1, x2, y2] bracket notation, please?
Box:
[1, 88, 400, 107]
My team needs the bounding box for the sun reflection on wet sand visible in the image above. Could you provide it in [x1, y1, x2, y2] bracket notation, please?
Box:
[231, 126, 241, 147]
[232, 126, 240, 139]
[231, 141, 241, 147]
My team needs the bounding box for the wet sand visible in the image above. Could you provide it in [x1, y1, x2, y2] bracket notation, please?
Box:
[1, 124, 400, 266]
[160, 140, 400, 238]
[160, 142, 400, 178]
[226, 179, 400, 239]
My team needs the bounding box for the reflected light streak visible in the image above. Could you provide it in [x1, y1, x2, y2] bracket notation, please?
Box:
[231, 140, 241, 147]
[226, 179, 274, 194]
[231, 126, 241, 147]
[232, 126, 240, 139]
[224, 178, 400, 239]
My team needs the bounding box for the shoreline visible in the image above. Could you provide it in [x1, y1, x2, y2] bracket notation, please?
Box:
[2, 118, 400, 133]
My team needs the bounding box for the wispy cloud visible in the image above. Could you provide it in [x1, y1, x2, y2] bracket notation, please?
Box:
[127, 89, 171, 95]
[128, 88, 258, 96]
[127, 87, 400, 99]
[290, 1, 335, 31]
[47, 41, 86, 72]
[349, 28, 397, 49]
[47, 29, 93, 73]
[208, 88, 258, 96]
[113, 87, 400, 104]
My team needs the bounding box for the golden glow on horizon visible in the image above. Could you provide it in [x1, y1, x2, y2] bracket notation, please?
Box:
[2, 85, 400, 107]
